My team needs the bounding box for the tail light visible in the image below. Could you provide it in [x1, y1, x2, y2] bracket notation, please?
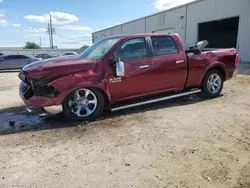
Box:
[235, 54, 240, 66]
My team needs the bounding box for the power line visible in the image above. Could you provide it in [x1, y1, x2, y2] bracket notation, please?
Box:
[54, 34, 91, 42]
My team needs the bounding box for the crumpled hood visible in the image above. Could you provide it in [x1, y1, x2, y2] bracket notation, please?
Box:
[23, 55, 96, 79]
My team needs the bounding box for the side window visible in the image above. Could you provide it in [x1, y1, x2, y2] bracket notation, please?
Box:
[16, 55, 28, 59]
[151, 36, 178, 56]
[116, 38, 147, 61]
[4, 55, 14, 60]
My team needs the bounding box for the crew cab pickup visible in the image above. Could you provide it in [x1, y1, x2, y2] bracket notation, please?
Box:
[19, 33, 239, 120]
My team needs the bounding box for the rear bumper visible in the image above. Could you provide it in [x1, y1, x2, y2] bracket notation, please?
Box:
[19, 81, 63, 115]
[226, 69, 237, 80]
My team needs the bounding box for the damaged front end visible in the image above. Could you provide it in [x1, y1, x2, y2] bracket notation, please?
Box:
[19, 70, 59, 100]
[19, 70, 62, 115]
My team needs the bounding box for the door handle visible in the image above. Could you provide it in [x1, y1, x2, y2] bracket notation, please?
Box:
[139, 65, 150, 69]
[176, 60, 185, 64]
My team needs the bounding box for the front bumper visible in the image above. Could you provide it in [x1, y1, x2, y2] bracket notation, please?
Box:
[19, 81, 63, 115]
[43, 105, 63, 115]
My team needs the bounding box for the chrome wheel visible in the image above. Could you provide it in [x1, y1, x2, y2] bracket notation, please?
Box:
[207, 74, 221, 93]
[68, 88, 97, 118]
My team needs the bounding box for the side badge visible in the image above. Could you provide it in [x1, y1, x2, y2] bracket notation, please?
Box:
[109, 77, 121, 83]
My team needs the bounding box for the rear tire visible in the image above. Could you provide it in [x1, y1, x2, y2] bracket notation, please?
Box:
[201, 69, 223, 98]
[62, 88, 105, 120]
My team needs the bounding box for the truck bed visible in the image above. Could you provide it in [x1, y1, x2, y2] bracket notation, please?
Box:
[185, 48, 238, 88]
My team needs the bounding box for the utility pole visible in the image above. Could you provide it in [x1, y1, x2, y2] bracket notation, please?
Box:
[39, 36, 42, 47]
[47, 22, 51, 48]
[50, 14, 54, 49]
[47, 13, 55, 49]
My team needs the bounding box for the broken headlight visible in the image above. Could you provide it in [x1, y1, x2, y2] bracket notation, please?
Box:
[29, 78, 60, 98]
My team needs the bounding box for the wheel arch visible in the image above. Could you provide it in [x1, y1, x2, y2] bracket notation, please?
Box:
[57, 82, 111, 106]
[199, 63, 227, 85]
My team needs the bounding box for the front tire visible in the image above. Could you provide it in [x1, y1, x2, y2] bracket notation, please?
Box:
[201, 69, 223, 98]
[62, 88, 105, 120]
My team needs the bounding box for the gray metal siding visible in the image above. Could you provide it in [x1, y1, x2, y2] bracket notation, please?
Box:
[186, 0, 250, 62]
[122, 18, 145, 35]
[113, 26, 122, 35]
[93, 0, 250, 62]
[92, 31, 105, 43]
[146, 6, 186, 43]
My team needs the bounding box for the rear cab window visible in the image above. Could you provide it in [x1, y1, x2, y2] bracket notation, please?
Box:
[151, 36, 178, 56]
[16, 55, 28, 59]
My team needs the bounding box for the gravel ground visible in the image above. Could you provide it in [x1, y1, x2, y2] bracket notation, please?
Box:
[0, 73, 249, 188]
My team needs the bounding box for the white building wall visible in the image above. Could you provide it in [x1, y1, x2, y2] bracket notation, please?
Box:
[186, 0, 250, 62]
[92, 31, 105, 43]
[146, 6, 186, 43]
[92, 0, 250, 62]
[121, 18, 145, 35]
[113, 26, 122, 35]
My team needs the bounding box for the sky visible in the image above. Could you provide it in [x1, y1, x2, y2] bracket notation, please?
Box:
[0, 0, 194, 48]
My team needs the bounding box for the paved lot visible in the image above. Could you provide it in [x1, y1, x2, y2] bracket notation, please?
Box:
[0, 72, 250, 188]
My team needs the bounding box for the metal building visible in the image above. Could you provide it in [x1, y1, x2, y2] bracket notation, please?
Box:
[92, 0, 250, 63]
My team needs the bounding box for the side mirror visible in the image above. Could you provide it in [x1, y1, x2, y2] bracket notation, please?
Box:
[115, 58, 125, 77]
[0, 57, 3, 61]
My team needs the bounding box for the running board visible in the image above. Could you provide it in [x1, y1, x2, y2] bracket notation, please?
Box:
[111, 89, 201, 112]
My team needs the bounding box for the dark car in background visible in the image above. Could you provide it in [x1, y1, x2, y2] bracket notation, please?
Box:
[0, 54, 41, 70]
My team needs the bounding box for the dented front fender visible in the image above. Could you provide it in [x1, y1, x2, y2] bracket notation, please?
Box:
[49, 73, 111, 105]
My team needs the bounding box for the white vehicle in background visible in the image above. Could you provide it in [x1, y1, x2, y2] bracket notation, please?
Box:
[0, 55, 41, 70]
[0, 52, 6, 57]
[62, 51, 78, 56]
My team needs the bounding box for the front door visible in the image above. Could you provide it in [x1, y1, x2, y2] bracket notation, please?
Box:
[106, 37, 153, 102]
[0, 55, 19, 70]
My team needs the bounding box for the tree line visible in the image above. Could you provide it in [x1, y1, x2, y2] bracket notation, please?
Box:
[23, 41, 89, 51]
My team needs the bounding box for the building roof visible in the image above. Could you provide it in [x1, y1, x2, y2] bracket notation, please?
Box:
[92, 0, 202, 34]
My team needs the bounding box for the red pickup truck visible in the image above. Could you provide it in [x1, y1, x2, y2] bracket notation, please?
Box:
[19, 33, 239, 120]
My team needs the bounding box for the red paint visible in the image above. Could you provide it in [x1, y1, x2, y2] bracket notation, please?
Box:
[20, 34, 238, 108]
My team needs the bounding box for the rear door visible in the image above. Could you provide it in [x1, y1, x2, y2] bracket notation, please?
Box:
[15, 55, 29, 68]
[147, 36, 187, 92]
[106, 37, 153, 101]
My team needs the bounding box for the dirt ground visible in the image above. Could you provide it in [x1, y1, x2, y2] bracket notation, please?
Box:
[0, 73, 249, 188]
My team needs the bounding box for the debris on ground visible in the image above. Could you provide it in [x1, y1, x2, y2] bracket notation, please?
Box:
[192, 147, 199, 153]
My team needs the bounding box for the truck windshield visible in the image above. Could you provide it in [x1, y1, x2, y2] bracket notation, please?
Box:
[80, 38, 121, 60]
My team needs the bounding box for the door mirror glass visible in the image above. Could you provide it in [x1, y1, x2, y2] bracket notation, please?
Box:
[115, 58, 125, 77]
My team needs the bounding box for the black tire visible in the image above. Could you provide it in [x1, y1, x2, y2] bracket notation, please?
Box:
[62, 88, 105, 120]
[201, 69, 224, 98]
